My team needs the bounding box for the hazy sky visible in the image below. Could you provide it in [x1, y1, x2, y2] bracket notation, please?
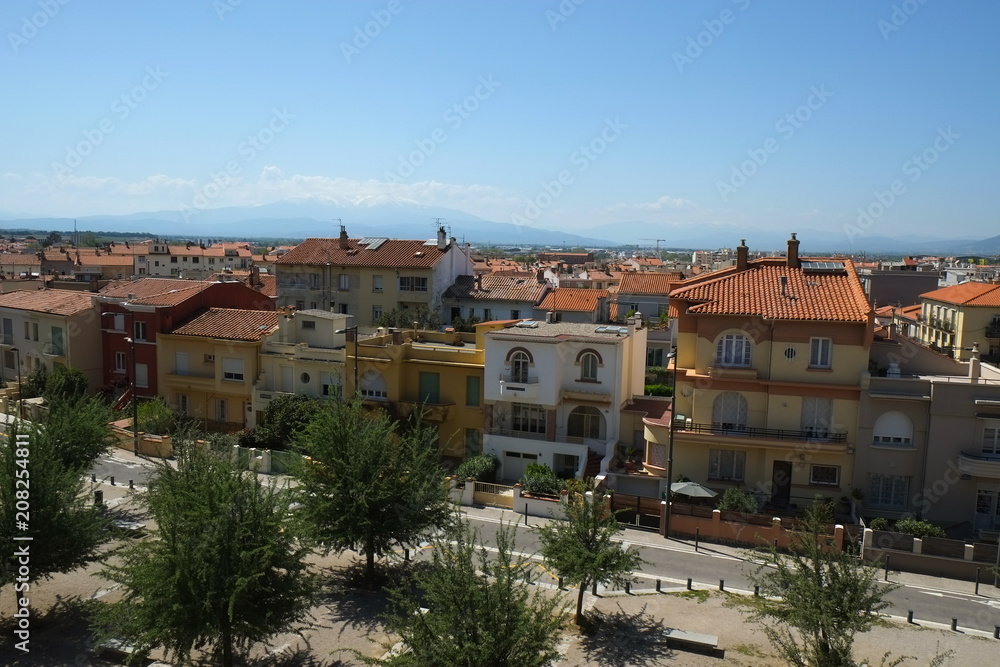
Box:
[1, 1, 996, 240]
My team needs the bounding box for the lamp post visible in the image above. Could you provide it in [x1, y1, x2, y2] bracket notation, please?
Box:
[334, 324, 359, 398]
[663, 346, 678, 539]
[103, 310, 139, 456]
[11, 347, 21, 419]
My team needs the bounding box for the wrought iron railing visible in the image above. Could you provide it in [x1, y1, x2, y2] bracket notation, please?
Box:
[679, 422, 847, 443]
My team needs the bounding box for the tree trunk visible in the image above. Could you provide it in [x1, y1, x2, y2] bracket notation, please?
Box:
[16, 585, 26, 616]
[366, 543, 375, 584]
[575, 582, 586, 625]
[221, 620, 233, 667]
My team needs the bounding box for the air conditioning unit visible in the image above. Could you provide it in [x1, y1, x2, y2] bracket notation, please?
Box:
[204, 354, 215, 362]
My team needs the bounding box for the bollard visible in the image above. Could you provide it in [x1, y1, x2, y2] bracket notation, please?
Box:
[656, 579, 661, 592]
[754, 585, 759, 597]
[129, 479, 134, 490]
[558, 577, 563, 590]
[110, 476, 115, 486]
[907, 610, 914, 624]
[92, 473, 96, 483]
[975, 568, 981, 596]
[524, 507, 528, 526]
[94, 489, 103, 506]
[687, 578, 692, 591]
[951, 618, 958, 632]
[719, 579, 725, 592]
[592, 581, 598, 596]
[404, 548, 410, 562]
[625, 581, 631, 595]
[994, 626, 999, 640]
[695, 527, 700, 552]
[884, 556, 890, 581]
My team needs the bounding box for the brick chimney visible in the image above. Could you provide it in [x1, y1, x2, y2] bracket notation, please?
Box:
[787, 233, 800, 269]
[736, 239, 748, 271]
[338, 224, 349, 250]
[437, 226, 447, 251]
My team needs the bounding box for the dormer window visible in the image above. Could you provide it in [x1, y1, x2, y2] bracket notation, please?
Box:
[716, 333, 751, 367]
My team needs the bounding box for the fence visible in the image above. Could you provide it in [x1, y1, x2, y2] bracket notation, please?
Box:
[862, 529, 1000, 581]
[668, 503, 845, 551]
[612, 493, 664, 530]
[472, 481, 515, 509]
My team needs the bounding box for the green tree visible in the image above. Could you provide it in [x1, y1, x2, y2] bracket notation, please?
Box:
[42, 364, 90, 403]
[90, 443, 317, 667]
[18, 364, 48, 400]
[0, 421, 109, 611]
[535, 492, 644, 624]
[370, 519, 567, 666]
[79, 231, 99, 247]
[292, 398, 451, 582]
[739, 504, 896, 667]
[136, 396, 180, 435]
[41, 395, 114, 472]
[251, 393, 322, 450]
[717, 487, 760, 514]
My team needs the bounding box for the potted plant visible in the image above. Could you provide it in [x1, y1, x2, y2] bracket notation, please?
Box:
[622, 445, 639, 473]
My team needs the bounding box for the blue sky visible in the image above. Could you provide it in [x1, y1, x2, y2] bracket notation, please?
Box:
[1, 0, 997, 241]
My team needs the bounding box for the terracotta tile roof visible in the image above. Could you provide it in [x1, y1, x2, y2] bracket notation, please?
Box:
[0, 288, 95, 316]
[274, 237, 456, 269]
[536, 288, 609, 312]
[921, 282, 1000, 307]
[444, 274, 547, 303]
[0, 253, 41, 265]
[76, 254, 135, 266]
[257, 274, 277, 297]
[669, 258, 870, 323]
[898, 304, 922, 319]
[617, 271, 684, 296]
[171, 308, 278, 341]
[98, 278, 222, 306]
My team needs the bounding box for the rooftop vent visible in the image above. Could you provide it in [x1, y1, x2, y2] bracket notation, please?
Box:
[595, 326, 628, 334]
[516, 320, 539, 328]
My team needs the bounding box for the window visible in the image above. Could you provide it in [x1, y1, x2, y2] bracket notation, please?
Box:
[465, 375, 481, 407]
[975, 486, 1000, 531]
[709, 449, 745, 481]
[337, 304, 348, 315]
[510, 309, 520, 320]
[483, 308, 492, 321]
[178, 394, 189, 416]
[510, 350, 530, 383]
[800, 397, 832, 438]
[310, 302, 317, 310]
[301, 320, 316, 330]
[984, 426, 1000, 456]
[50, 327, 65, 356]
[810, 465, 840, 487]
[2, 317, 12, 345]
[192, 256, 199, 264]
[581, 352, 599, 381]
[512, 403, 546, 434]
[646, 347, 663, 367]
[300, 372, 311, 384]
[175, 352, 188, 376]
[712, 392, 748, 431]
[359, 370, 388, 400]
[111, 314, 124, 331]
[716, 333, 751, 367]
[339, 273, 350, 291]
[321, 372, 335, 397]
[32, 322, 38, 341]
[372, 275, 383, 292]
[872, 411, 913, 448]
[216, 398, 227, 422]
[809, 337, 832, 368]
[2, 349, 13, 370]
[869, 474, 909, 508]
[295, 300, 305, 310]
[310, 273, 319, 290]
[135, 363, 149, 388]
[418, 372, 440, 403]
[114, 351, 126, 373]
[134, 321, 147, 342]
[567, 405, 605, 440]
[222, 357, 244, 381]
[204, 353, 215, 363]
[23, 322, 29, 340]
[170, 256, 178, 263]
[372, 305, 383, 321]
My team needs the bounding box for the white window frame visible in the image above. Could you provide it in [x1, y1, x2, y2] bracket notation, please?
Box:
[581, 352, 599, 381]
[372, 274, 383, 292]
[983, 425, 1000, 457]
[512, 403, 546, 434]
[868, 473, 909, 509]
[709, 449, 745, 482]
[339, 273, 350, 291]
[809, 464, 840, 487]
[222, 357, 245, 382]
[716, 333, 751, 367]
[216, 398, 227, 422]
[800, 397, 832, 439]
[178, 394, 189, 417]
[510, 351, 530, 383]
[114, 351, 126, 373]
[809, 337, 832, 368]
[135, 363, 149, 389]
[134, 320, 147, 342]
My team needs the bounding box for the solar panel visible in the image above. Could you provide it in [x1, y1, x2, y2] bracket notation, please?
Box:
[801, 261, 845, 272]
[358, 237, 388, 250]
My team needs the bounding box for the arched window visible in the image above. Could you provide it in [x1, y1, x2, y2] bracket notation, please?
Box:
[716, 333, 752, 367]
[712, 392, 748, 432]
[872, 411, 913, 447]
[511, 351, 530, 383]
[567, 406, 606, 441]
[359, 370, 388, 400]
[581, 352, 599, 381]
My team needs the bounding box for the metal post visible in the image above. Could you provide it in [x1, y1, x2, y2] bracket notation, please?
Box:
[404, 548, 409, 562]
[884, 556, 890, 581]
[976, 567, 981, 596]
[625, 581, 631, 595]
[719, 579, 725, 591]
[695, 527, 699, 552]
[94, 489, 103, 506]
[907, 610, 914, 624]
[754, 585, 759, 597]
[994, 626, 999, 640]
[592, 581, 597, 596]
[558, 576, 563, 589]
[951, 618, 958, 632]
[110, 476, 115, 486]
[91, 473, 96, 483]
[663, 348, 678, 538]
[129, 479, 134, 490]
[686, 578, 692, 590]
[131, 318, 139, 456]
[656, 579, 661, 592]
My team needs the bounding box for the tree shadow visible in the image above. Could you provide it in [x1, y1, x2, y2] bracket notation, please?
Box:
[578, 603, 676, 667]
[318, 563, 395, 638]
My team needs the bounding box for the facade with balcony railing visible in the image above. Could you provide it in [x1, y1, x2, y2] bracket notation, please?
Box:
[916, 283, 1000, 361]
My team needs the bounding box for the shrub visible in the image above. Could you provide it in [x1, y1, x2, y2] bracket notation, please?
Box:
[19, 365, 48, 400]
[43, 365, 89, 403]
[644, 383, 673, 397]
[137, 396, 180, 435]
[868, 517, 889, 532]
[717, 487, 759, 514]
[520, 463, 562, 497]
[893, 517, 946, 539]
[454, 453, 499, 483]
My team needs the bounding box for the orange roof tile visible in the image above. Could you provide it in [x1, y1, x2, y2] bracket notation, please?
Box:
[171, 308, 278, 341]
[275, 237, 456, 269]
[921, 282, 1000, 307]
[669, 258, 870, 323]
[537, 288, 609, 312]
[0, 253, 41, 265]
[617, 271, 684, 296]
[0, 288, 95, 316]
[444, 275, 547, 303]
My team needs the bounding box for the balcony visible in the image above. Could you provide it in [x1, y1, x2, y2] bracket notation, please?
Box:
[707, 365, 758, 380]
[42, 342, 65, 358]
[395, 400, 452, 422]
[957, 451, 1000, 479]
[676, 421, 848, 450]
[499, 374, 540, 400]
[0, 334, 12, 346]
[987, 323, 1000, 339]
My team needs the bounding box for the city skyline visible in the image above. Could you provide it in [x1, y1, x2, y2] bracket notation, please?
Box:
[1, 1, 997, 242]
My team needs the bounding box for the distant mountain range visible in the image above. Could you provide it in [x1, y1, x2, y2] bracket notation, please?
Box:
[1, 198, 997, 255]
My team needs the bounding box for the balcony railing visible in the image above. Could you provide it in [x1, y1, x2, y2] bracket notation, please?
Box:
[987, 323, 1000, 339]
[0, 334, 11, 346]
[679, 422, 847, 443]
[500, 374, 539, 384]
[42, 342, 65, 357]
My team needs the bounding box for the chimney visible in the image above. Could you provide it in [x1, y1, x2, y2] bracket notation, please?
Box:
[437, 226, 447, 251]
[780, 275, 788, 295]
[736, 239, 748, 271]
[970, 342, 981, 382]
[787, 233, 800, 269]
[475, 274, 482, 291]
[338, 224, 349, 250]
[536, 268, 545, 283]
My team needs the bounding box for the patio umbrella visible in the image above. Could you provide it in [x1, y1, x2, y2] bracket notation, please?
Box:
[670, 481, 718, 498]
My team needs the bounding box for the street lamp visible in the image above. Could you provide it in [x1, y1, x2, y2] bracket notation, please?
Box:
[334, 324, 358, 398]
[663, 346, 678, 539]
[11, 347, 21, 419]
[103, 310, 139, 456]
